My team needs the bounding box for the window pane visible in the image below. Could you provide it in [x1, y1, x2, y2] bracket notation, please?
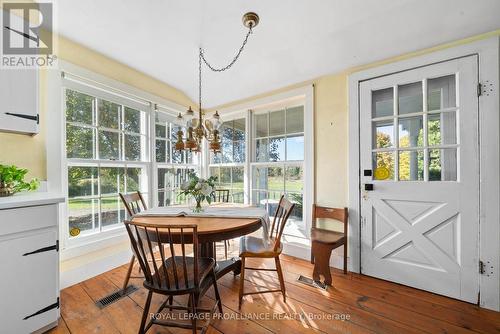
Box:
[98, 100, 120, 129]
[252, 166, 267, 190]
[210, 151, 221, 164]
[399, 150, 424, 181]
[158, 191, 165, 207]
[429, 148, 457, 181]
[209, 167, 220, 184]
[256, 138, 269, 162]
[68, 166, 98, 197]
[372, 88, 393, 118]
[220, 167, 231, 188]
[286, 192, 303, 222]
[172, 148, 183, 163]
[251, 190, 267, 208]
[398, 116, 423, 148]
[255, 113, 267, 137]
[398, 82, 423, 115]
[222, 122, 234, 141]
[269, 110, 285, 136]
[285, 166, 303, 193]
[101, 197, 123, 229]
[124, 107, 142, 133]
[100, 167, 125, 195]
[222, 135, 233, 163]
[286, 106, 304, 133]
[232, 167, 245, 203]
[269, 137, 285, 162]
[267, 167, 284, 193]
[155, 123, 166, 138]
[126, 168, 142, 192]
[428, 75, 456, 111]
[68, 199, 98, 236]
[233, 140, 245, 163]
[372, 152, 394, 180]
[156, 139, 166, 162]
[66, 124, 94, 159]
[286, 135, 304, 160]
[233, 118, 246, 141]
[99, 130, 120, 160]
[428, 112, 457, 146]
[124, 134, 141, 161]
[373, 120, 394, 149]
[66, 90, 93, 124]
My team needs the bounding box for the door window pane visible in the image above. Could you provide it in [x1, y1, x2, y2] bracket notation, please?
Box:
[398, 82, 422, 115]
[98, 100, 120, 129]
[66, 90, 93, 125]
[372, 88, 393, 118]
[372, 152, 394, 180]
[373, 120, 394, 149]
[428, 112, 457, 146]
[428, 75, 456, 111]
[286, 106, 304, 133]
[429, 148, 457, 181]
[269, 110, 285, 136]
[398, 116, 423, 148]
[399, 150, 424, 181]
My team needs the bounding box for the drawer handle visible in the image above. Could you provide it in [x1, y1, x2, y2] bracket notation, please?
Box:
[23, 298, 59, 320]
[23, 240, 59, 256]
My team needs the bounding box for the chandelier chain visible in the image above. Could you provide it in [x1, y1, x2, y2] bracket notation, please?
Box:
[198, 26, 253, 112]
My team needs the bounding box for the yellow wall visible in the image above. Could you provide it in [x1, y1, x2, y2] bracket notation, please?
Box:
[214, 30, 500, 208]
[0, 35, 194, 180]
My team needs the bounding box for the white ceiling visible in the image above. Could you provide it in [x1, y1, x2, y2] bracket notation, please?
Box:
[54, 0, 500, 108]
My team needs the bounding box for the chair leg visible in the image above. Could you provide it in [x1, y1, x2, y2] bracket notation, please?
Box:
[211, 269, 223, 313]
[343, 241, 348, 274]
[310, 250, 315, 264]
[311, 241, 334, 285]
[189, 293, 197, 334]
[275, 256, 286, 303]
[139, 290, 153, 334]
[224, 240, 228, 259]
[238, 257, 246, 309]
[122, 255, 135, 293]
[167, 295, 173, 311]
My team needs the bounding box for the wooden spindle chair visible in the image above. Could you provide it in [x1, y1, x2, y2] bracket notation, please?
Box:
[119, 191, 148, 293]
[310, 205, 348, 286]
[212, 189, 231, 259]
[124, 221, 222, 334]
[238, 195, 295, 309]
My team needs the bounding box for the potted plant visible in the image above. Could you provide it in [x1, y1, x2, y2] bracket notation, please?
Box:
[179, 171, 217, 213]
[0, 164, 39, 197]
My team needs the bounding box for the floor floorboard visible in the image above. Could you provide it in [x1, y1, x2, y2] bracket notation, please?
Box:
[48, 243, 500, 334]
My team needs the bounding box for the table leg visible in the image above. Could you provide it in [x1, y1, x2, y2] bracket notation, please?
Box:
[200, 242, 242, 279]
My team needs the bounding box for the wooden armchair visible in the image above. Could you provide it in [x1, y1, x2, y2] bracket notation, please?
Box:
[119, 191, 147, 292]
[310, 204, 348, 286]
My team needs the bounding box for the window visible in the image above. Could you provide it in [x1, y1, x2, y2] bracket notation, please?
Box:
[65, 89, 148, 238]
[209, 118, 247, 202]
[155, 110, 199, 206]
[372, 74, 458, 181]
[251, 105, 305, 237]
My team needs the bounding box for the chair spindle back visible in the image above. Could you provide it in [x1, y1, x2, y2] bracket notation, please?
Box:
[120, 191, 147, 217]
[269, 195, 295, 251]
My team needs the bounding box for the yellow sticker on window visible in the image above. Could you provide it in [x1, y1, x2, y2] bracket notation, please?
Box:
[69, 227, 81, 237]
[374, 167, 390, 180]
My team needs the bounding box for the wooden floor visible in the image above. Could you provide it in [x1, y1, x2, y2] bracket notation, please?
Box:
[48, 244, 500, 334]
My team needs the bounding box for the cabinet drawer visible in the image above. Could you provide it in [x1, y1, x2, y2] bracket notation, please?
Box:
[0, 229, 58, 333]
[0, 204, 57, 236]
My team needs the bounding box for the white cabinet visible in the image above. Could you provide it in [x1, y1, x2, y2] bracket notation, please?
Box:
[0, 68, 39, 135]
[0, 194, 63, 334]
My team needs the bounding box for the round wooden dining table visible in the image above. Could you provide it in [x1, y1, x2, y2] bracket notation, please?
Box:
[131, 215, 263, 280]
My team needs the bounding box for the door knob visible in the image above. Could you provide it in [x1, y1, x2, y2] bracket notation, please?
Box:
[364, 183, 374, 191]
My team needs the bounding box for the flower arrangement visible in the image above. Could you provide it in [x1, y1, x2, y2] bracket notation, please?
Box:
[0, 164, 39, 197]
[179, 171, 217, 213]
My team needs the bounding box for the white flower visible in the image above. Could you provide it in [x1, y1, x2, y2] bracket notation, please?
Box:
[200, 183, 212, 196]
[195, 182, 202, 190]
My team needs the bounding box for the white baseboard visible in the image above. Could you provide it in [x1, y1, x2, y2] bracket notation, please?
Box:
[60, 247, 132, 289]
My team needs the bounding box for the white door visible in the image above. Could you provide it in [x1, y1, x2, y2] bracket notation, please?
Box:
[360, 56, 479, 303]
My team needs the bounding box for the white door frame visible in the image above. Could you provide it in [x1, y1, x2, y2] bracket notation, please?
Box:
[348, 36, 500, 311]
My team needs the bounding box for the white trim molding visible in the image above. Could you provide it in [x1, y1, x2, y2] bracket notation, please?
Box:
[348, 36, 500, 311]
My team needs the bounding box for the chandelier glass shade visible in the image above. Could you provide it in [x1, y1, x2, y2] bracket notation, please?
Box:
[175, 12, 259, 154]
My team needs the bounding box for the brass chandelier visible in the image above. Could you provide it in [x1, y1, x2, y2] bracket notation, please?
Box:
[175, 12, 260, 154]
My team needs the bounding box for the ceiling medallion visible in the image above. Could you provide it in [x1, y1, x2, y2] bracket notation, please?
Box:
[175, 12, 260, 154]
